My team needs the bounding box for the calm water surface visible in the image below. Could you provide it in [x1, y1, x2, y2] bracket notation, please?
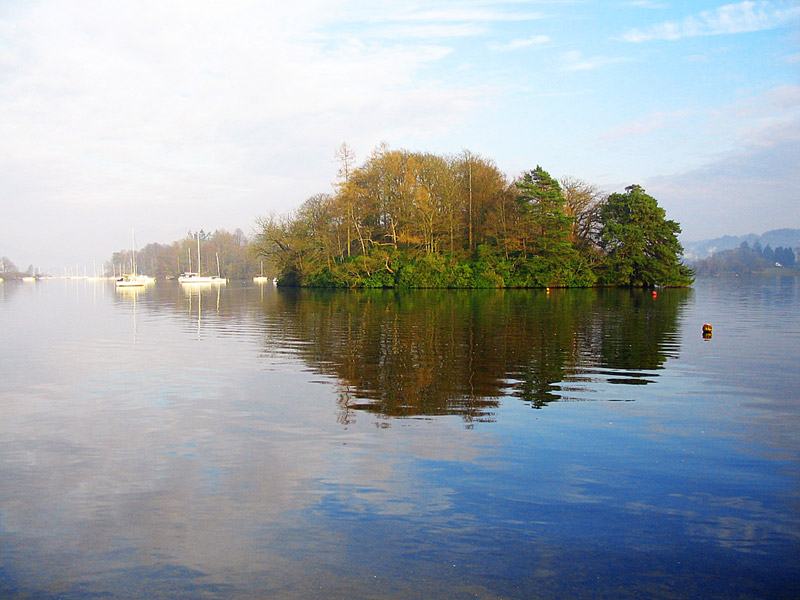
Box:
[0, 277, 798, 599]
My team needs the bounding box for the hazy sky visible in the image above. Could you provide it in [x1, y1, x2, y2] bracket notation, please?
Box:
[1, 0, 798, 272]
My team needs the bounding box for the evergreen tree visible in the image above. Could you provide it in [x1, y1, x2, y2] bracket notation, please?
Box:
[774, 246, 796, 267]
[598, 185, 693, 287]
[515, 166, 575, 260]
[785, 247, 796, 267]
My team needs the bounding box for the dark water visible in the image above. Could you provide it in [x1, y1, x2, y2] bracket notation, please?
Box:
[0, 277, 798, 599]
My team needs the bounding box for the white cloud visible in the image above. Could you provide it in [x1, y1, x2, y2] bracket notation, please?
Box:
[489, 35, 551, 51]
[634, 85, 800, 239]
[622, 1, 667, 8]
[647, 136, 800, 241]
[329, 2, 545, 41]
[598, 84, 800, 149]
[560, 50, 632, 71]
[709, 84, 800, 148]
[580, 83, 800, 204]
[0, 0, 487, 209]
[621, 1, 800, 42]
[360, 22, 488, 39]
[0, 0, 502, 267]
[599, 110, 697, 141]
[364, 7, 545, 24]
[622, 0, 667, 10]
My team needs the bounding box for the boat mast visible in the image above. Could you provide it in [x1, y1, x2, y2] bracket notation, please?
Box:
[131, 228, 138, 276]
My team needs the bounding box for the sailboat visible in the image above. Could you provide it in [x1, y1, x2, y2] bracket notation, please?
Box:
[116, 229, 155, 288]
[86, 260, 104, 282]
[211, 252, 227, 285]
[254, 261, 269, 283]
[179, 234, 216, 284]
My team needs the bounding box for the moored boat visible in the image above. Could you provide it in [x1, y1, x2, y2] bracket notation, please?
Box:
[178, 272, 216, 284]
[115, 229, 155, 288]
[179, 237, 226, 284]
[115, 274, 154, 287]
[254, 261, 269, 283]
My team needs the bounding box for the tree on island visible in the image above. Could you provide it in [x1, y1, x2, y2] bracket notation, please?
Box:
[94, 154, 691, 289]
[598, 185, 693, 287]
[511, 166, 595, 287]
[515, 166, 574, 260]
[560, 176, 605, 252]
[247, 146, 693, 288]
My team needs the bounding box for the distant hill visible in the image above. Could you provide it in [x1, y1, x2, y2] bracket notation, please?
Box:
[682, 228, 800, 260]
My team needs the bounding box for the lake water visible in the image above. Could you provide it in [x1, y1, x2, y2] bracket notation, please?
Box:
[0, 276, 798, 599]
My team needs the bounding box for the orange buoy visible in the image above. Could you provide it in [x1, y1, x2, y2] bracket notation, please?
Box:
[702, 323, 713, 334]
[652, 290, 658, 298]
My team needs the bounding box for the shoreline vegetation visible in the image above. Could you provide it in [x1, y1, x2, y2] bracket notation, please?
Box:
[253, 147, 693, 289]
[691, 241, 797, 276]
[3, 146, 699, 288]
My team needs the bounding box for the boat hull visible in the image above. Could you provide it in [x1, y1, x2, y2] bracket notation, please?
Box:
[178, 272, 221, 284]
[115, 275, 154, 287]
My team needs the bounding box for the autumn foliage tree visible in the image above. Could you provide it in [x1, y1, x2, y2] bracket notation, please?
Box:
[253, 146, 689, 288]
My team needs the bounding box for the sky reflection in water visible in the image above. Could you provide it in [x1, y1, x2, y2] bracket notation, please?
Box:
[0, 277, 798, 599]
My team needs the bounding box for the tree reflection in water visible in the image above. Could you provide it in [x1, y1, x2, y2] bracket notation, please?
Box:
[264, 287, 691, 421]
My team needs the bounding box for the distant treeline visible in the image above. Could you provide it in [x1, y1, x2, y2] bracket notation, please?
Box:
[252, 146, 693, 288]
[682, 228, 800, 260]
[692, 241, 797, 275]
[0, 256, 33, 278]
[109, 228, 266, 280]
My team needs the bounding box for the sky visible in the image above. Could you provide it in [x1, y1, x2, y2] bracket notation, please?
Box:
[1, 0, 798, 273]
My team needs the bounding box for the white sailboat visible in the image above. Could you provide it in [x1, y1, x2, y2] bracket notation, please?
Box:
[116, 229, 155, 288]
[179, 234, 216, 284]
[86, 260, 104, 282]
[211, 252, 227, 285]
[254, 261, 269, 283]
